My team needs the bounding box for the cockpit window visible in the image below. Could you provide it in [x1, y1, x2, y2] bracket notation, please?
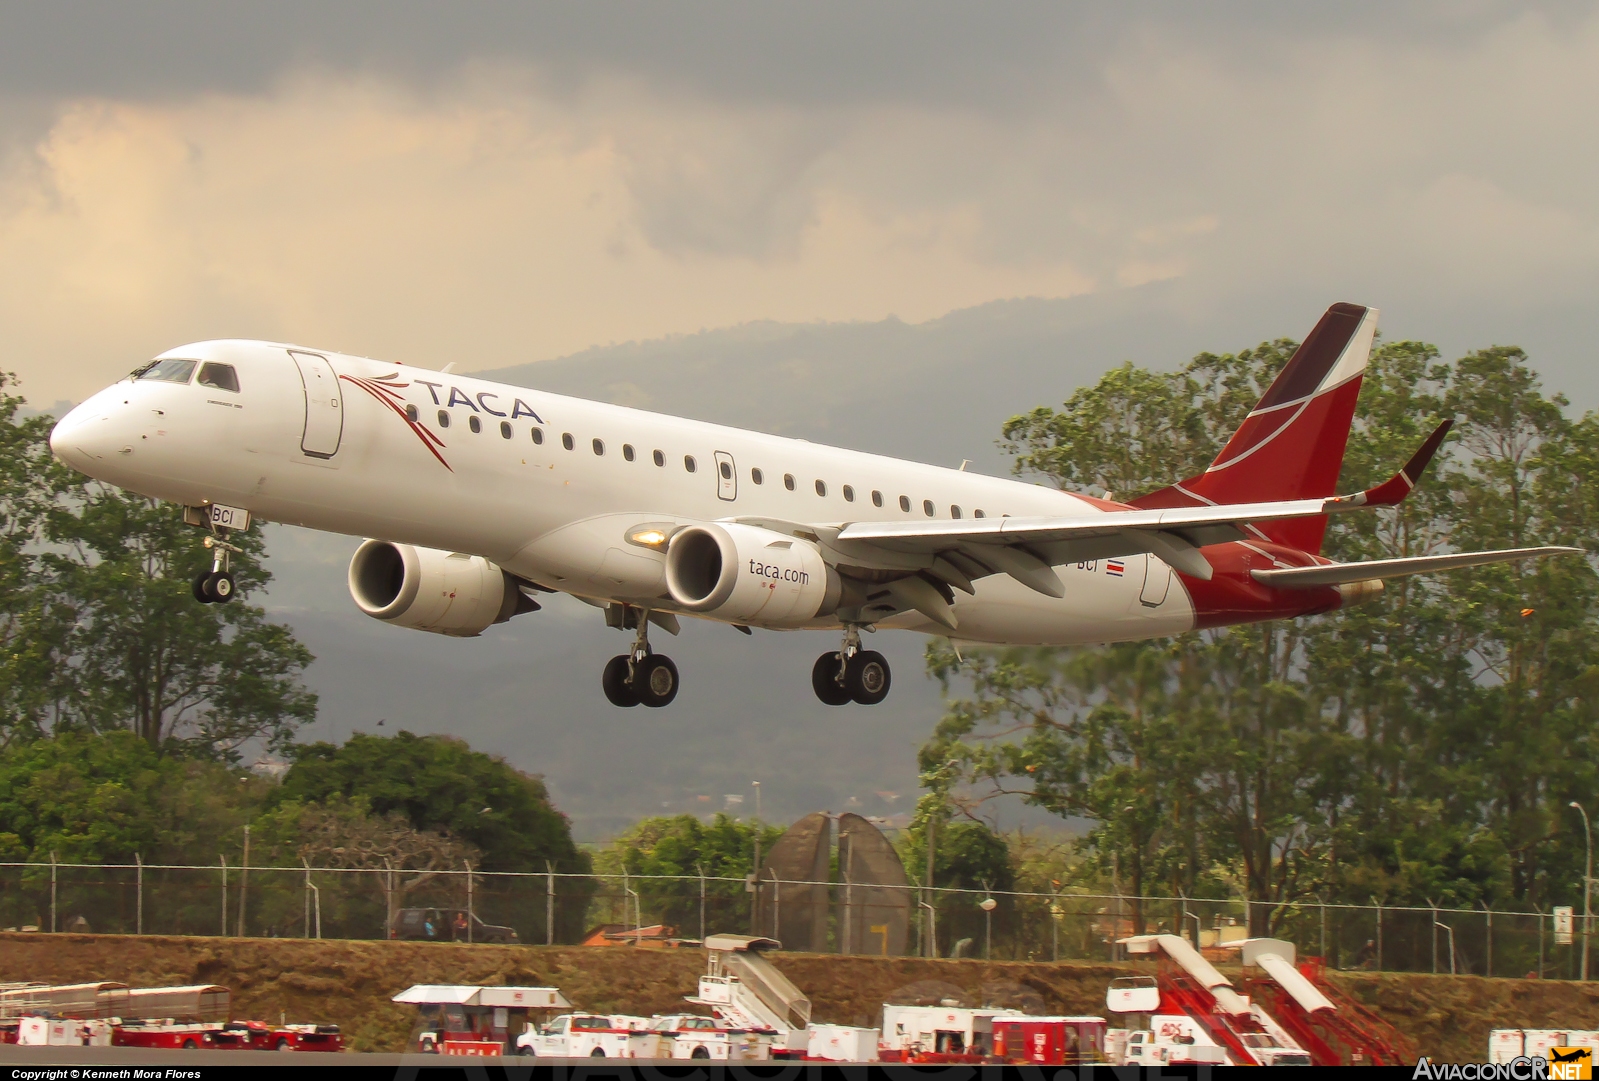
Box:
[134, 358, 198, 384]
[197, 362, 240, 393]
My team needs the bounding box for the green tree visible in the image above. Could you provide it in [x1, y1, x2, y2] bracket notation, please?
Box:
[276, 731, 592, 940]
[593, 813, 782, 938]
[0, 375, 75, 743]
[925, 331, 1599, 944]
[45, 488, 316, 756]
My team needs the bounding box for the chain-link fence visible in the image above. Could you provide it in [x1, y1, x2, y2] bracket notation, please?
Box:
[0, 860, 1587, 978]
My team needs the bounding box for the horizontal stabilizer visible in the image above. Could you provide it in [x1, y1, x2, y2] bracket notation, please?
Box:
[1251, 546, 1583, 589]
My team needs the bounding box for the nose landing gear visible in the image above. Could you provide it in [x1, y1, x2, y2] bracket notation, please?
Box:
[812, 625, 891, 705]
[192, 533, 241, 605]
[601, 606, 680, 708]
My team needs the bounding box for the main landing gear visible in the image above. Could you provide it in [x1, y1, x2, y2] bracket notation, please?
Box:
[602, 607, 680, 708]
[812, 624, 891, 706]
[192, 531, 240, 605]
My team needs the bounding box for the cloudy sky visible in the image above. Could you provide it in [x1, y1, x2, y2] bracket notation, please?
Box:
[5, 2, 1599, 405]
[8, 3, 1599, 833]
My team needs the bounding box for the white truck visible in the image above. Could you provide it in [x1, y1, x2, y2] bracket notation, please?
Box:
[515, 1013, 665, 1058]
[649, 1014, 773, 1060]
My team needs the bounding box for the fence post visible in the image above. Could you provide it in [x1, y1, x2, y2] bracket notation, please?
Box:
[49, 851, 56, 933]
[302, 859, 310, 939]
[696, 862, 706, 943]
[1051, 892, 1059, 962]
[1539, 904, 1546, 978]
[237, 824, 250, 938]
[135, 853, 143, 936]
[220, 855, 228, 937]
[546, 861, 555, 946]
[1320, 899, 1327, 961]
[1371, 897, 1382, 972]
[465, 861, 473, 944]
[1428, 898, 1438, 974]
[1483, 901, 1492, 978]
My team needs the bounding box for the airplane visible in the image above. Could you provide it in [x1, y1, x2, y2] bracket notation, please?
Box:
[49, 302, 1579, 709]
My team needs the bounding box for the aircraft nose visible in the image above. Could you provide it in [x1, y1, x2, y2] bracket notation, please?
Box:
[50, 398, 126, 473]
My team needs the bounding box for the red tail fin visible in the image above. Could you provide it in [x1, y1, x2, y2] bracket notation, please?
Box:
[1132, 302, 1378, 554]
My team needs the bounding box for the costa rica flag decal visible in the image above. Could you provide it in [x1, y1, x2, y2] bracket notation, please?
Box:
[1106, 559, 1125, 577]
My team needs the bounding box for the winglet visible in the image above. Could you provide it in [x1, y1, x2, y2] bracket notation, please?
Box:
[1331, 418, 1452, 509]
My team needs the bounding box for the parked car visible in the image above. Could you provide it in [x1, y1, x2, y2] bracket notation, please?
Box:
[388, 908, 519, 944]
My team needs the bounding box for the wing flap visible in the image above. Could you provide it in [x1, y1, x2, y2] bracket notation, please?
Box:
[1251, 546, 1582, 588]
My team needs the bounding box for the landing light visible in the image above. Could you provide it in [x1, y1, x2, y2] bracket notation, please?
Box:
[627, 525, 675, 550]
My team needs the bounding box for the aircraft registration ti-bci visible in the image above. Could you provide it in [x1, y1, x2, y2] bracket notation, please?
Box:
[50, 303, 1580, 708]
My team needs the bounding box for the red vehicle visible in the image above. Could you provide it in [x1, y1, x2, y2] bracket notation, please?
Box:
[112, 1021, 221, 1050]
[208, 1020, 342, 1051]
[992, 1017, 1108, 1065]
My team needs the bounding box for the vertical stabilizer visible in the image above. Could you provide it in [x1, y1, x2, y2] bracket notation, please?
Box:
[1132, 303, 1378, 554]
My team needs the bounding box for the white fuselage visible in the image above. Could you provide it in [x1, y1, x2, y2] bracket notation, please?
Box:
[50, 340, 1196, 645]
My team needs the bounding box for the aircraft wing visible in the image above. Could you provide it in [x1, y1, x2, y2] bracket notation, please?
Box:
[824, 420, 1573, 599]
[1250, 546, 1582, 588]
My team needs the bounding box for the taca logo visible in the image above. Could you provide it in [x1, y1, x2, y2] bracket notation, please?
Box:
[746, 559, 809, 585]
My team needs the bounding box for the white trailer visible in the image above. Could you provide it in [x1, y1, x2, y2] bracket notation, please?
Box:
[808, 1024, 880, 1062]
[879, 1004, 1016, 1061]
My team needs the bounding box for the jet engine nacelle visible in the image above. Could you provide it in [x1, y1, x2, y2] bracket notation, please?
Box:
[348, 540, 535, 637]
[664, 522, 841, 627]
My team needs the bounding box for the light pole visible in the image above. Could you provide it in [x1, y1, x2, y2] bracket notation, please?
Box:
[979, 892, 997, 960]
[1573, 801, 1593, 981]
[751, 781, 761, 822]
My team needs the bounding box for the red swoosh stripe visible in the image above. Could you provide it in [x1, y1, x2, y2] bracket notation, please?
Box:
[339, 374, 453, 471]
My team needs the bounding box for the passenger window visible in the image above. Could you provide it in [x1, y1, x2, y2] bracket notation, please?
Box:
[843, 485, 855, 502]
[469, 416, 482, 434]
[872, 490, 883, 508]
[437, 410, 451, 428]
[135, 358, 198, 383]
[752, 468, 764, 484]
[500, 421, 512, 439]
[531, 427, 544, 444]
[923, 499, 935, 517]
[951, 505, 961, 518]
[405, 405, 419, 423]
[720, 461, 733, 480]
[623, 444, 635, 462]
[784, 474, 796, 491]
[562, 433, 574, 450]
[593, 438, 605, 455]
[196, 362, 240, 392]
[684, 455, 697, 473]
[974, 509, 985, 518]
[815, 480, 826, 497]
[653, 449, 665, 466]
[898, 495, 910, 512]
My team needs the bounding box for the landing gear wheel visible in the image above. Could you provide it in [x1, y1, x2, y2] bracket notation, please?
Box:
[811, 652, 851, 705]
[210, 571, 236, 603]
[634, 654, 679, 708]
[193, 572, 216, 604]
[590, 1047, 606, 1057]
[602, 655, 640, 707]
[845, 650, 891, 705]
[690, 1046, 711, 1059]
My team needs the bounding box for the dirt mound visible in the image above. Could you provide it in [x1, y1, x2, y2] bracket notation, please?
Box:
[0, 932, 1590, 1059]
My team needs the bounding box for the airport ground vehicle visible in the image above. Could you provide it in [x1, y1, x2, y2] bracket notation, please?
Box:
[393, 985, 570, 1055]
[991, 1016, 1108, 1065]
[648, 1013, 773, 1060]
[515, 1013, 664, 1058]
